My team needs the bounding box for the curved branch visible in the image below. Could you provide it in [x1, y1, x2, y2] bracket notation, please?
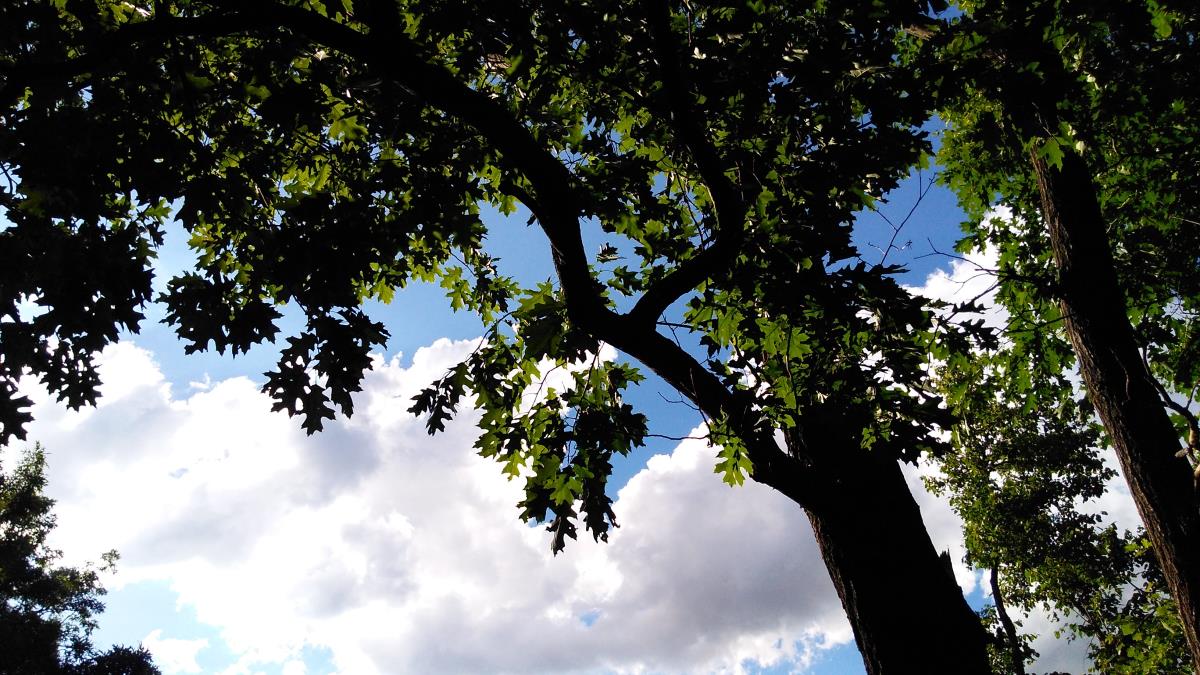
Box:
[604, 315, 825, 509]
[989, 567, 1027, 675]
[7, 1, 818, 506]
[0, 1, 605, 325]
[254, 3, 607, 325]
[627, 1, 748, 326]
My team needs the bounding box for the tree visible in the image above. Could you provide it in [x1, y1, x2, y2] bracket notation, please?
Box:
[0, 1, 994, 671]
[923, 1, 1200, 665]
[0, 444, 160, 675]
[932, 358, 1189, 673]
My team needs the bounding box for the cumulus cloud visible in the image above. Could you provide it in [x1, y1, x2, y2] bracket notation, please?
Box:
[23, 339, 852, 674]
[142, 629, 208, 674]
[18, 227, 1150, 675]
[904, 244, 1005, 335]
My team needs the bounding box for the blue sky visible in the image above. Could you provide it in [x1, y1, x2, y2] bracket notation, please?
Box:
[6, 159, 1125, 674]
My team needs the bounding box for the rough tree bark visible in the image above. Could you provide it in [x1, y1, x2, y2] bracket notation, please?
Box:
[917, 10, 1200, 661]
[1031, 148, 1200, 669]
[798, 443, 992, 674]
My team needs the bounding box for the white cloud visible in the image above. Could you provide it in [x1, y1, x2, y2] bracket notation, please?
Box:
[904, 244, 1005, 334]
[24, 339, 852, 674]
[142, 629, 208, 674]
[21, 236, 1151, 675]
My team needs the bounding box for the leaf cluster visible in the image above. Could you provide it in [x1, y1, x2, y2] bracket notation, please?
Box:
[0, 445, 160, 675]
[932, 359, 1188, 673]
[930, 0, 1200, 410]
[0, 0, 993, 549]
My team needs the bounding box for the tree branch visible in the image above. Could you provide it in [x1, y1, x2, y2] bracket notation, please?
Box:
[255, 3, 609, 326]
[989, 567, 1028, 675]
[603, 314, 826, 509]
[626, 1, 748, 327]
[6, 1, 819, 506]
[0, 1, 606, 327]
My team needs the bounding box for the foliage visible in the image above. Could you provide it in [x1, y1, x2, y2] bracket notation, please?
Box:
[0, 444, 160, 675]
[931, 360, 1189, 673]
[920, 1, 1200, 664]
[933, 0, 1200, 424]
[19, 0, 1200, 669]
[0, 0, 975, 552]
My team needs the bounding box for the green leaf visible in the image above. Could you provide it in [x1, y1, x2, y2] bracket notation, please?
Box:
[1039, 137, 1065, 170]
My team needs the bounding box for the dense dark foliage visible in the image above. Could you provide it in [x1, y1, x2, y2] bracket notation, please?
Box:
[0, 445, 159, 675]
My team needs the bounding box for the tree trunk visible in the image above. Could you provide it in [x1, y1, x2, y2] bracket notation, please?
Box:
[794, 442, 993, 674]
[605, 313, 993, 673]
[1031, 148, 1200, 670]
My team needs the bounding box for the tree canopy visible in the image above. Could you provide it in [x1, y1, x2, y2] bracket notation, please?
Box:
[933, 359, 1188, 673]
[0, 444, 160, 675]
[926, 0, 1200, 664]
[2, 0, 1198, 672]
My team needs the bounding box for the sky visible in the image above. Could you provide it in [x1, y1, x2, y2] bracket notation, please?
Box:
[5, 167, 1147, 674]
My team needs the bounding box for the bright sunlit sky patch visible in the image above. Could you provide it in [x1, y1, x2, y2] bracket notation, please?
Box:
[5, 157, 1136, 674]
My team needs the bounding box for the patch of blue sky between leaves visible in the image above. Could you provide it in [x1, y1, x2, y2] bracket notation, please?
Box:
[849, 125, 966, 286]
[126, 204, 541, 397]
